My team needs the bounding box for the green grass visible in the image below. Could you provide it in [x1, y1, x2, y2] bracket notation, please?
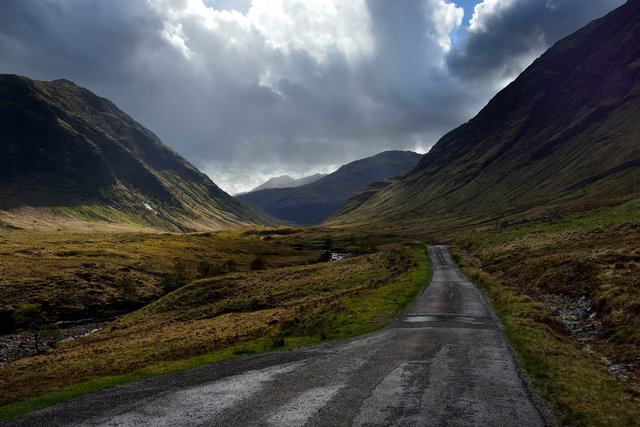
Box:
[62, 204, 146, 227]
[0, 246, 430, 421]
[451, 222, 640, 426]
[461, 198, 640, 248]
[455, 199, 640, 357]
[0, 335, 316, 421]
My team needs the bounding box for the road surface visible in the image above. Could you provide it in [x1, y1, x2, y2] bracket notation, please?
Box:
[9, 245, 551, 426]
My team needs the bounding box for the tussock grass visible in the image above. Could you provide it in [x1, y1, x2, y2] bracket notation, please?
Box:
[0, 227, 324, 329]
[456, 199, 640, 354]
[451, 198, 640, 425]
[0, 245, 430, 421]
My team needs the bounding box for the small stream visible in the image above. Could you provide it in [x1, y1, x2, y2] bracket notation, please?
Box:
[330, 251, 351, 261]
[0, 317, 117, 366]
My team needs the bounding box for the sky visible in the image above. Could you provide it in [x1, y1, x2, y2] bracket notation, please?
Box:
[0, 0, 625, 194]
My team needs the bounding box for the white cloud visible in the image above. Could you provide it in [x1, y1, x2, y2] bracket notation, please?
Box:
[137, 0, 466, 192]
[468, 0, 516, 31]
[248, 0, 374, 64]
[161, 21, 195, 59]
[425, 0, 464, 51]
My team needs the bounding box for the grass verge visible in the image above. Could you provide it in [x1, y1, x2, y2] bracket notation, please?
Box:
[451, 247, 639, 426]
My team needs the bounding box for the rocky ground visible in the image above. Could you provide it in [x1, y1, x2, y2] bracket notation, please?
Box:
[540, 294, 602, 338]
[540, 294, 638, 385]
[0, 319, 114, 367]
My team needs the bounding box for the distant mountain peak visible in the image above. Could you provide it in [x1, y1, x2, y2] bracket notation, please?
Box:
[242, 173, 328, 195]
[237, 150, 421, 224]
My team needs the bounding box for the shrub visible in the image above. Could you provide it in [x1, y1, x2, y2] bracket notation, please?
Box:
[270, 334, 285, 348]
[13, 303, 58, 353]
[318, 251, 332, 262]
[196, 261, 215, 278]
[162, 261, 189, 293]
[250, 257, 266, 271]
[354, 238, 377, 255]
[117, 277, 138, 301]
[225, 259, 237, 272]
[323, 237, 334, 250]
[41, 323, 62, 348]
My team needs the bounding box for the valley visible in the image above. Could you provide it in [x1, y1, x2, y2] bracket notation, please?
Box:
[2, 199, 639, 424]
[5, 247, 549, 427]
[1, 0, 640, 424]
[0, 227, 326, 334]
[237, 150, 422, 225]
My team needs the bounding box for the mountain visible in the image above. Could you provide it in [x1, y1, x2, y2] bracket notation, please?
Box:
[289, 173, 328, 187]
[329, 0, 640, 226]
[0, 74, 280, 231]
[237, 151, 422, 224]
[249, 176, 296, 193]
[239, 173, 327, 195]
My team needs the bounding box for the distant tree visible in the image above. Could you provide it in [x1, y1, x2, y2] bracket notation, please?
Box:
[225, 259, 237, 272]
[318, 250, 332, 262]
[323, 237, 333, 250]
[117, 277, 138, 301]
[197, 261, 220, 278]
[250, 257, 267, 271]
[162, 261, 189, 293]
[41, 322, 62, 348]
[13, 303, 59, 353]
[356, 238, 377, 255]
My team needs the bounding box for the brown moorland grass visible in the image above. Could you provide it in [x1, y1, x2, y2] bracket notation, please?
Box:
[451, 198, 640, 425]
[456, 198, 640, 357]
[0, 227, 325, 328]
[0, 245, 429, 418]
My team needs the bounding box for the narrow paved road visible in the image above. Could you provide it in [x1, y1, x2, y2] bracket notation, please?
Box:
[10, 246, 550, 426]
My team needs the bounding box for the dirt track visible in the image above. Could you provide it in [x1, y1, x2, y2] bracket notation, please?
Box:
[9, 245, 550, 426]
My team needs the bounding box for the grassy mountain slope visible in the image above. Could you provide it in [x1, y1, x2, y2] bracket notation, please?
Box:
[329, 0, 640, 226]
[244, 173, 327, 194]
[0, 74, 280, 231]
[238, 150, 422, 224]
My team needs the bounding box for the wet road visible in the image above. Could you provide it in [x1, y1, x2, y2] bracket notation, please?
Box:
[9, 246, 550, 426]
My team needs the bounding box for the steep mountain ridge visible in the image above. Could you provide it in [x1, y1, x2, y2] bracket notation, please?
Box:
[329, 0, 640, 225]
[0, 74, 280, 231]
[238, 150, 422, 224]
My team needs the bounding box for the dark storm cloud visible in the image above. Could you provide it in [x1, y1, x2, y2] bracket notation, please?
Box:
[362, 0, 470, 132]
[0, 0, 627, 193]
[0, 1, 164, 85]
[446, 0, 626, 86]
